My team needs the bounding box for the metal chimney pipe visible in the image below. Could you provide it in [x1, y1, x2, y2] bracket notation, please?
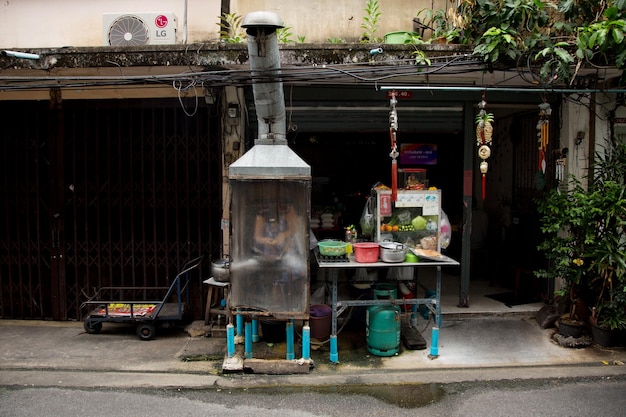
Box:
[242, 11, 286, 145]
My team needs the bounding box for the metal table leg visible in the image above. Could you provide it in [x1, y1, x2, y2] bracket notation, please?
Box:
[330, 268, 339, 363]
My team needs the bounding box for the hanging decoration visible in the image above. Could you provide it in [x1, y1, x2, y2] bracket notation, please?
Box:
[536, 100, 551, 190]
[475, 94, 494, 200]
[389, 90, 399, 202]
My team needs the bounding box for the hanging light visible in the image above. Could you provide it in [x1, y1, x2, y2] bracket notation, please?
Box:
[475, 94, 494, 200]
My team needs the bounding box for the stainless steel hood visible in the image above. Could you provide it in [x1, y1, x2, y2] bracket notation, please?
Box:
[228, 144, 310, 179]
[229, 10, 310, 180]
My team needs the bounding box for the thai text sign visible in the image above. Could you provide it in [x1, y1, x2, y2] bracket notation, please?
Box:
[400, 143, 437, 165]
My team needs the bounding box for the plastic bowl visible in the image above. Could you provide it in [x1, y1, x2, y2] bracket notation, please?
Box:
[353, 242, 380, 263]
[318, 240, 347, 256]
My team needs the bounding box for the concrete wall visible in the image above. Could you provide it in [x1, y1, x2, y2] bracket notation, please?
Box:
[231, 0, 447, 43]
[0, 0, 442, 48]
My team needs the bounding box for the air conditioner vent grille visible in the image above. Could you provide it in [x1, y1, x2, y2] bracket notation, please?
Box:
[108, 15, 150, 46]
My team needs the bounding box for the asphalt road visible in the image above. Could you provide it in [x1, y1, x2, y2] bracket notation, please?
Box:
[2, 376, 625, 417]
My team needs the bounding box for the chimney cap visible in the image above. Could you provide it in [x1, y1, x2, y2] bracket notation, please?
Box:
[242, 11, 284, 29]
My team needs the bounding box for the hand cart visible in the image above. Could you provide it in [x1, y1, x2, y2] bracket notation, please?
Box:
[81, 256, 203, 340]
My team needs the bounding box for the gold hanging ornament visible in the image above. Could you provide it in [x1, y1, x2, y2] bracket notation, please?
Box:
[475, 96, 494, 200]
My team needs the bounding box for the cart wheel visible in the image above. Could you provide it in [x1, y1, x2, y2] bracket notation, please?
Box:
[83, 320, 102, 334]
[136, 323, 156, 340]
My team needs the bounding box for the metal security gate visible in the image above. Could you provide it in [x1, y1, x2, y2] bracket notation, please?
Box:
[0, 98, 221, 320]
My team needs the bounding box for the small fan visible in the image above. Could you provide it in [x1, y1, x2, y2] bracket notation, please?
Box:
[108, 15, 149, 46]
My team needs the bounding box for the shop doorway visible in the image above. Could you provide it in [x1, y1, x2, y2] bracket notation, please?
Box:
[291, 131, 464, 250]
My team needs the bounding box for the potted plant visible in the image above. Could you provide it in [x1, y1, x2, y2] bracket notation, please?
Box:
[416, 9, 458, 44]
[586, 139, 626, 345]
[535, 176, 592, 338]
[590, 301, 626, 347]
[535, 137, 626, 340]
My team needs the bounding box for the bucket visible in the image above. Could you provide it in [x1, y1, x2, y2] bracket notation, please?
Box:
[373, 283, 397, 300]
[383, 31, 417, 44]
[309, 304, 332, 340]
[354, 242, 380, 263]
[399, 282, 414, 312]
[419, 289, 436, 319]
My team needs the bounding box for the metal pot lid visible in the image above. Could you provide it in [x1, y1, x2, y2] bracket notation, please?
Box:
[212, 259, 230, 268]
[379, 242, 406, 251]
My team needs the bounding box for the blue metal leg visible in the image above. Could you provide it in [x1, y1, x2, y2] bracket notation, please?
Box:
[236, 314, 243, 336]
[286, 319, 295, 360]
[302, 324, 310, 360]
[430, 326, 439, 358]
[330, 335, 338, 363]
[244, 321, 253, 359]
[330, 268, 339, 363]
[252, 318, 259, 342]
[226, 323, 235, 358]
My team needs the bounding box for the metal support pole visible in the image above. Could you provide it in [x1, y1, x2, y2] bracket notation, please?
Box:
[286, 319, 295, 360]
[459, 101, 474, 308]
[429, 326, 440, 358]
[302, 324, 311, 360]
[226, 323, 235, 358]
[252, 318, 259, 342]
[236, 313, 244, 336]
[244, 320, 253, 359]
[330, 268, 339, 363]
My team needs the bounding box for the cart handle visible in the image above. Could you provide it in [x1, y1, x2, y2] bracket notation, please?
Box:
[176, 255, 204, 278]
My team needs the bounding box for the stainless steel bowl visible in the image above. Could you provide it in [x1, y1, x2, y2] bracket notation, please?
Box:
[211, 259, 230, 282]
[379, 242, 407, 263]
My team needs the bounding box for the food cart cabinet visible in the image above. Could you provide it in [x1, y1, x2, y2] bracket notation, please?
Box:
[374, 189, 442, 251]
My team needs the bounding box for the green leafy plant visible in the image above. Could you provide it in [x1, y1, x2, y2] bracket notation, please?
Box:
[535, 137, 626, 326]
[327, 37, 347, 44]
[455, 0, 626, 86]
[413, 49, 431, 66]
[277, 27, 293, 44]
[360, 0, 382, 43]
[416, 9, 450, 40]
[473, 24, 519, 64]
[218, 12, 246, 43]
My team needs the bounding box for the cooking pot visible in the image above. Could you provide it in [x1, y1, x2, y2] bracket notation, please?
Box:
[379, 242, 408, 263]
[211, 259, 230, 282]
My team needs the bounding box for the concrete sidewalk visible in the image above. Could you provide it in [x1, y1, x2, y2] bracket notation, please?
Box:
[2, 312, 626, 390]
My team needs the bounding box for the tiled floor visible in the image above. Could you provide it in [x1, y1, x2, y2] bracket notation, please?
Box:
[419, 270, 548, 316]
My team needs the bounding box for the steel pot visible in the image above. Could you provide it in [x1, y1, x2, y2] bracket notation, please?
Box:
[211, 259, 230, 282]
[379, 242, 408, 263]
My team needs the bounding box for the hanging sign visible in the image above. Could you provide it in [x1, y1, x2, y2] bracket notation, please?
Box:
[400, 143, 437, 165]
[379, 193, 392, 216]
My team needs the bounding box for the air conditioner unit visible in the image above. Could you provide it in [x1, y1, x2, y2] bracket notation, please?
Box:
[103, 13, 177, 46]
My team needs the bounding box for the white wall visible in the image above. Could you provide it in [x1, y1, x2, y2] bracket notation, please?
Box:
[561, 97, 591, 185]
[0, 0, 221, 48]
[1, 0, 440, 48]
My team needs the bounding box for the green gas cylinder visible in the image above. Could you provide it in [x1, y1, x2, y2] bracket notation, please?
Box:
[366, 298, 401, 357]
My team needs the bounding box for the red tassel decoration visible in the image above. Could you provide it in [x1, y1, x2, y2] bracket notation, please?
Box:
[482, 174, 486, 200]
[391, 159, 398, 202]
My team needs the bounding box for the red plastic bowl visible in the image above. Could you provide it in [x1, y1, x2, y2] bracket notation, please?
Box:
[353, 242, 380, 263]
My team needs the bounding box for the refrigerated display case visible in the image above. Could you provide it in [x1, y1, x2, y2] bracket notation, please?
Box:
[374, 189, 442, 252]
